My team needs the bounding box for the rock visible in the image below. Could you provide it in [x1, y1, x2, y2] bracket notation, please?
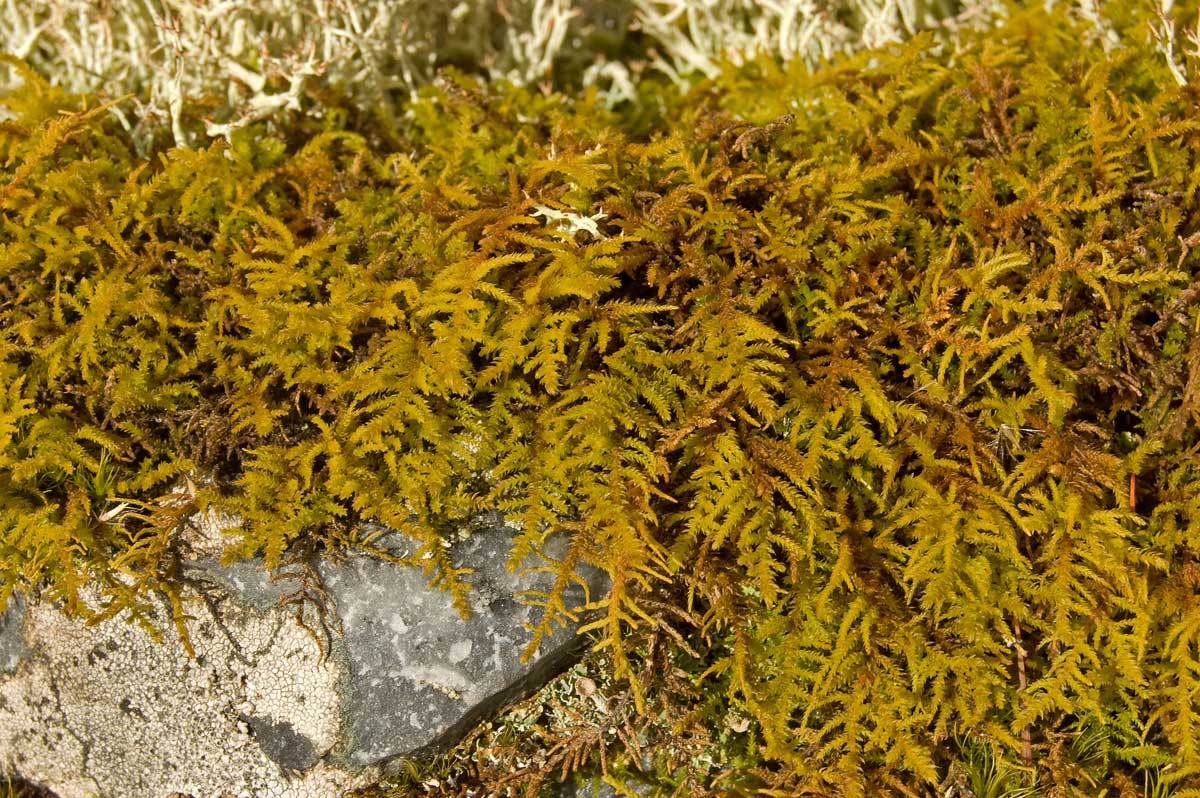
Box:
[328, 528, 599, 766]
[553, 773, 654, 798]
[0, 517, 606, 797]
[0, 594, 27, 674]
[0, 582, 358, 798]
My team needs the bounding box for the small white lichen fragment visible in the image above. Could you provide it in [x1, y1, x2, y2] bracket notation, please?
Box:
[531, 204, 608, 237]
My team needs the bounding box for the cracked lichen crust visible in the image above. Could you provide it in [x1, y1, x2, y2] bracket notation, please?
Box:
[0, 584, 365, 798]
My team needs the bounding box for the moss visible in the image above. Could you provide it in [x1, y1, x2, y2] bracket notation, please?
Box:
[2, 3, 1200, 795]
[0, 776, 57, 798]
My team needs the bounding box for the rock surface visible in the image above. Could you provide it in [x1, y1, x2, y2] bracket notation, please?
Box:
[555, 776, 654, 798]
[0, 517, 605, 798]
[0, 594, 27, 674]
[0, 582, 357, 798]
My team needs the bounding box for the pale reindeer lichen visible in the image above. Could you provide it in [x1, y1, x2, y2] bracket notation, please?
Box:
[0, 0, 587, 148]
[2, 0, 1156, 149]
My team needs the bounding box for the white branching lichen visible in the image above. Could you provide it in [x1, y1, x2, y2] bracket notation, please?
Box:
[531, 203, 609, 238]
[631, 0, 996, 83]
[1149, 0, 1200, 85]
[0, 1, 1180, 141]
[0, 0, 590, 148]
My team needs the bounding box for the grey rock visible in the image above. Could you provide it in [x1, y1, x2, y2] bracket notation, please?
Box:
[553, 773, 654, 798]
[0, 515, 607, 796]
[0, 593, 27, 674]
[199, 518, 606, 766]
[201, 557, 295, 613]
[325, 527, 602, 765]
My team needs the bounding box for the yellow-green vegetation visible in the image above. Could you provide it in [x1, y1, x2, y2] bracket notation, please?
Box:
[2, 2, 1200, 795]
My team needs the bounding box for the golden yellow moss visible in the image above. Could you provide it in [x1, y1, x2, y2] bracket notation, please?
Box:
[2, 5, 1200, 794]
